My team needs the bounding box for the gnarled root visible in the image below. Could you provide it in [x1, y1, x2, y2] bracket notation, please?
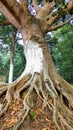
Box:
[0, 72, 73, 130]
[12, 73, 52, 130]
[0, 74, 31, 117]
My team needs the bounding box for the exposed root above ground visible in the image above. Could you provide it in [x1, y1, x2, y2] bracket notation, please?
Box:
[0, 73, 73, 130]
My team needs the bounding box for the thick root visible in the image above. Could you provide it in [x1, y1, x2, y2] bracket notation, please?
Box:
[0, 72, 73, 130]
[0, 74, 31, 117]
[12, 73, 44, 130]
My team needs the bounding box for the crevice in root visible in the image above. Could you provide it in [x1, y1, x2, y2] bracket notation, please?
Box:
[62, 95, 69, 108]
[15, 74, 35, 99]
[45, 78, 58, 98]
[55, 79, 73, 108]
[55, 86, 73, 110]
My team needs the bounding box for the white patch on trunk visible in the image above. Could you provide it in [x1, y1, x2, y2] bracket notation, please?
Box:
[8, 63, 14, 83]
[24, 40, 44, 74]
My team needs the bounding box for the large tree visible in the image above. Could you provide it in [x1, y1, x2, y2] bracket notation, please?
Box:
[0, 0, 73, 130]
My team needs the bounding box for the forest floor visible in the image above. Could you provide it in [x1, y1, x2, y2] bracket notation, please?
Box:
[0, 95, 57, 130]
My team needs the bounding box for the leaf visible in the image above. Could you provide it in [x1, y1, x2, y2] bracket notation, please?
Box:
[30, 111, 35, 121]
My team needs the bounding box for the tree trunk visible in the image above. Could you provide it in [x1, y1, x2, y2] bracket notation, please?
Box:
[8, 41, 14, 83]
[0, 23, 73, 130]
[8, 27, 15, 83]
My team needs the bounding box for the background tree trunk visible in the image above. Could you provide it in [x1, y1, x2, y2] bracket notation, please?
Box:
[8, 40, 15, 83]
[8, 27, 16, 83]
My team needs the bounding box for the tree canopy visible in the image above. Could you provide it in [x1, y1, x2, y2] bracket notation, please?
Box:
[52, 24, 73, 83]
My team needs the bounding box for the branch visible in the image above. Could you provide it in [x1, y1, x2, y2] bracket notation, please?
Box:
[19, 0, 28, 4]
[42, 1, 55, 14]
[32, 0, 40, 13]
[37, 0, 73, 33]
[46, 14, 59, 26]
[47, 17, 73, 32]
[32, 0, 55, 19]
[42, 0, 46, 5]
[0, 0, 21, 29]
[0, 0, 29, 29]
[19, 0, 28, 12]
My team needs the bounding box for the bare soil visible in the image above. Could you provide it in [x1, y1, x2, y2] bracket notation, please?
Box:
[0, 97, 57, 130]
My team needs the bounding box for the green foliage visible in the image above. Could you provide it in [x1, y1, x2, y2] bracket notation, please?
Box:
[30, 111, 35, 121]
[45, 33, 57, 47]
[51, 24, 73, 83]
[0, 42, 26, 82]
[0, 14, 26, 82]
[0, 15, 5, 23]
[13, 43, 26, 81]
[37, 0, 42, 2]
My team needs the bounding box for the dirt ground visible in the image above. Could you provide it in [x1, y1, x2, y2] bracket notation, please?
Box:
[0, 96, 57, 130]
